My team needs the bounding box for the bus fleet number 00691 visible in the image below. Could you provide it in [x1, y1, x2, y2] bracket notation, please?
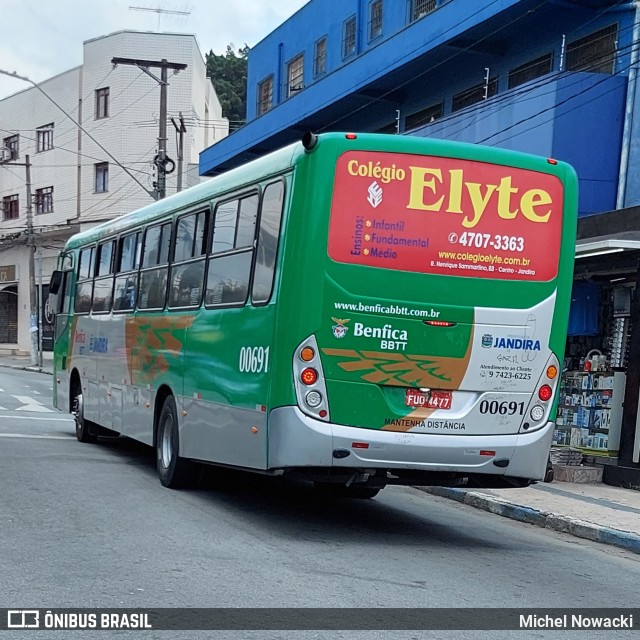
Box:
[239, 346, 270, 373]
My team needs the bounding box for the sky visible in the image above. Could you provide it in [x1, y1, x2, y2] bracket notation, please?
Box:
[0, 0, 309, 99]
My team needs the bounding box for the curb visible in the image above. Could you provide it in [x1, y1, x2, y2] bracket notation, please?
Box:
[0, 362, 53, 375]
[419, 486, 640, 555]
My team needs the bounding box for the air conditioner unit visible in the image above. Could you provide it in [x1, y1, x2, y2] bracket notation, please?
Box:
[1, 147, 13, 162]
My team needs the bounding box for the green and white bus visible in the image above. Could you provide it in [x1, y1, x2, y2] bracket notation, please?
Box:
[49, 132, 577, 497]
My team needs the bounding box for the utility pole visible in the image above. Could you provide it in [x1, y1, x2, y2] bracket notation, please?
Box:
[171, 112, 187, 192]
[111, 57, 186, 199]
[25, 154, 39, 367]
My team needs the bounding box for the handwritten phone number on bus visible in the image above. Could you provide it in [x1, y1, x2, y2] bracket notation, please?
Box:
[449, 232, 525, 252]
[239, 346, 270, 373]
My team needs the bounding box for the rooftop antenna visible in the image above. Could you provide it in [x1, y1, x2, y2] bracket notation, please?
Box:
[129, 6, 191, 31]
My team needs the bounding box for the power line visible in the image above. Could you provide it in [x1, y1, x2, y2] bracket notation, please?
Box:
[0, 69, 155, 200]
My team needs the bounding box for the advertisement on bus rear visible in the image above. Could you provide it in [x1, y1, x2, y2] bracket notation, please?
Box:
[328, 151, 564, 281]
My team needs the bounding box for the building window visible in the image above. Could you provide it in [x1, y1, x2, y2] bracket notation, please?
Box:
[314, 37, 327, 77]
[410, 0, 436, 22]
[2, 194, 19, 221]
[342, 15, 356, 59]
[508, 53, 554, 89]
[405, 102, 444, 130]
[95, 162, 109, 193]
[3, 134, 19, 160]
[95, 87, 109, 119]
[369, 0, 383, 40]
[452, 77, 498, 113]
[35, 186, 54, 214]
[287, 54, 304, 97]
[36, 124, 54, 153]
[566, 24, 618, 75]
[257, 75, 274, 116]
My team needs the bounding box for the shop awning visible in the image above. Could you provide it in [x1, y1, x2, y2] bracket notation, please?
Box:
[576, 232, 640, 259]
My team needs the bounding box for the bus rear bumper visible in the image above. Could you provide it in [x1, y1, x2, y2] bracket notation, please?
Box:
[268, 407, 553, 482]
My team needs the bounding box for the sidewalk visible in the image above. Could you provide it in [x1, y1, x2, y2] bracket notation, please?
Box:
[420, 481, 640, 555]
[0, 352, 639, 554]
[0, 352, 54, 375]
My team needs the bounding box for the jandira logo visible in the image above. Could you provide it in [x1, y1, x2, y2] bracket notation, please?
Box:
[405, 164, 555, 229]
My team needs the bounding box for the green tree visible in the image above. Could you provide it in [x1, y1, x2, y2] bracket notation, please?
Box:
[205, 44, 249, 127]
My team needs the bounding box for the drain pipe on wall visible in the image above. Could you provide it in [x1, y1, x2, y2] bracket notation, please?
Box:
[617, 1, 640, 209]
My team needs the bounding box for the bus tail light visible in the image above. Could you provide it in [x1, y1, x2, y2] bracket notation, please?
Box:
[519, 354, 560, 434]
[538, 385, 553, 402]
[301, 368, 318, 385]
[293, 336, 330, 422]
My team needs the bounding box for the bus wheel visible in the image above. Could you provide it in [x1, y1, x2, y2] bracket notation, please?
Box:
[314, 483, 382, 499]
[156, 396, 193, 489]
[73, 391, 97, 444]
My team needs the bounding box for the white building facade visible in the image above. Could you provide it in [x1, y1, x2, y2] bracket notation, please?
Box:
[0, 30, 228, 355]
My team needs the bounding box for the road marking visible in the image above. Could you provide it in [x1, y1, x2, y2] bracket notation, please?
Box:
[14, 395, 54, 413]
[0, 415, 72, 422]
[0, 433, 74, 440]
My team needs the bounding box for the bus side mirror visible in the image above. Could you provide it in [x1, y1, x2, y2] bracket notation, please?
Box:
[48, 270, 63, 318]
[49, 270, 63, 295]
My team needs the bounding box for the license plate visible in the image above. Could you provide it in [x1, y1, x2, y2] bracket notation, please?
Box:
[405, 389, 452, 410]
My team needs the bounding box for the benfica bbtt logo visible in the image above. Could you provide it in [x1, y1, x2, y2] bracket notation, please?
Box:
[331, 317, 350, 339]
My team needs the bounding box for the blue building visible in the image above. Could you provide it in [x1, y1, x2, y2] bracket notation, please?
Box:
[200, 0, 640, 479]
[200, 0, 637, 215]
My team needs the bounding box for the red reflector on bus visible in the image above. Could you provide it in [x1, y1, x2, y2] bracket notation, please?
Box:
[319, 409, 328, 418]
[480, 450, 496, 457]
[538, 384, 553, 401]
[345, 133, 357, 140]
[547, 158, 558, 165]
[352, 442, 369, 449]
[424, 320, 457, 327]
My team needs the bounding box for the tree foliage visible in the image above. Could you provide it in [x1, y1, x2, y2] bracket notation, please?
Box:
[205, 44, 249, 127]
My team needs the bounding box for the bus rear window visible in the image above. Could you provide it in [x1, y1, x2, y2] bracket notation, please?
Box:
[328, 151, 564, 282]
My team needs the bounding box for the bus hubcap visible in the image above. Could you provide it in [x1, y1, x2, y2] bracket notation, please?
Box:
[160, 415, 173, 468]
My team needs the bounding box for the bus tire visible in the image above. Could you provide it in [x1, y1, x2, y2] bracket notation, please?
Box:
[314, 483, 382, 499]
[156, 395, 193, 489]
[73, 390, 97, 444]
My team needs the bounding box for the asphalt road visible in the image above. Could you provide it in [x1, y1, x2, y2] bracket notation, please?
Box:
[1, 367, 639, 640]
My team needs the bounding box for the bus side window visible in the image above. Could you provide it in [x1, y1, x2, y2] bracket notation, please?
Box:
[113, 231, 141, 312]
[138, 222, 172, 310]
[61, 272, 72, 314]
[252, 181, 285, 305]
[169, 210, 208, 308]
[74, 246, 95, 314]
[92, 240, 115, 313]
[206, 194, 258, 307]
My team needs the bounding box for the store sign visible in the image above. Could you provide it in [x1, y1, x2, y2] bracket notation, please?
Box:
[0, 265, 16, 282]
